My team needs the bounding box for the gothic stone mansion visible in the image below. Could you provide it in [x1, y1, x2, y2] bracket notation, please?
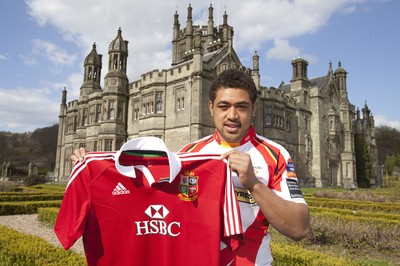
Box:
[54, 4, 378, 188]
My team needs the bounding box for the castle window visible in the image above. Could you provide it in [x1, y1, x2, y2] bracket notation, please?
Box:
[117, 102, 123, 120]
[108, 100, 115, 120]
[176, 88, 185, 111]
[141, 93, 155, 116]
[89, 105, 95, 124]
[156, 92, 163, 113]
[264, 106, 272, 126]
[82, 108, 88, 126]
[105, 139, 113, 151]
[96, 104, 102, 122]
[178, 43, 185, 62]
[147, 102, 151, 114]
[113, 54, 118, 70]
[67, 117, 75, 133]
[303, 91, 308, 105]
[116, 139, 124, 150]
[304, 115, 309, 130]
[74, 115, 78, 131]
[88, 67, 92, 80]
[133, 100, 140, 120]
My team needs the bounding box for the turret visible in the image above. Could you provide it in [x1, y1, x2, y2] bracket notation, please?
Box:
[104, 28, 129, 94]
[290, 57, 310, 90]
[334, 61, 348, 98]
[105, 28, 128, 79]
[207, 4, 214, 47]
[185, 4, 193, 55]
[252, 51, 260, 90]
[80, 43, 102, 98]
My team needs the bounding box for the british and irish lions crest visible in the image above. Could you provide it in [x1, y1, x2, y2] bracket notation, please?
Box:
[179, 171, 199, 201]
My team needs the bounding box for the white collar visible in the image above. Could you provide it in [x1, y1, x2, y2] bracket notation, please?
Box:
[115, 137, 181, 184]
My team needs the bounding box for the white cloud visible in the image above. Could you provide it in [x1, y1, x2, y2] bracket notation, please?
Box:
[0, 87, 59, 133]
[26, 0, 177, 80]
[20, 54, 39, 67]
[266, 38, 301, 60]
[227, 0, 355, 52]
[20, 39, 77, 71]
[374, 114, 400, 131]
[32, 39, 77, 66]
[0, 54, 6, 60]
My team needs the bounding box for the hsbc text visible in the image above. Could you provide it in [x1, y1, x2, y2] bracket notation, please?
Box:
[135, 220, 181, 237]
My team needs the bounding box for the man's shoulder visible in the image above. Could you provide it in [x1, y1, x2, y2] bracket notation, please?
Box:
[178, 135, 214, 152]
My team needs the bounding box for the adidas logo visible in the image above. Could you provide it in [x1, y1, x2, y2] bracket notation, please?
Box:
[112, 182, 130, 195]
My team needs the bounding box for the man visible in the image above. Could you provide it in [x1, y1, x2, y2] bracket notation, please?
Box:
[72, 69, 309, 265]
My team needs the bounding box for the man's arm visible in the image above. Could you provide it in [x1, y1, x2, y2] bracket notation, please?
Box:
[221, 150, 310, 241]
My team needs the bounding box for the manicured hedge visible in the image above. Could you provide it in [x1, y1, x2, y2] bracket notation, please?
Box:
[0, 194, 64, 202]
[271, 242, 358, 266]
[0, 225, 85, 265]
[0, 201, 61, 216]
[307, 214, 400, 251]
[309, 206, 400, 224]
[306, 197, 400, 213]
[37, 207, 59, 226]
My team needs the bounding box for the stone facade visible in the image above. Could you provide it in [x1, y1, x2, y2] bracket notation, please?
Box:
[54, 4, 378, 188]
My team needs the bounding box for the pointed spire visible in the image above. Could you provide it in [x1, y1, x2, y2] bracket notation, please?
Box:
[187, 3, 192, 21]
[62, 87, 67, 106]
[174, 10, 179, 26]
[328, 60, 334, 81]
[223, 11, 228, 25]
[208, 4, 214, 21]
[252, 50, 259, 72]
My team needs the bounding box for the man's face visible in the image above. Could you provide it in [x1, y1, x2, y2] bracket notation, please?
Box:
[209, 88, 256, 143]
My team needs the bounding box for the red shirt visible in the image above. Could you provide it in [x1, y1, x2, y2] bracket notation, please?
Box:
[55, 137, 242, 266]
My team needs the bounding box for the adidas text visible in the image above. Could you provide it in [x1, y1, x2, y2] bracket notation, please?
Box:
[112, 182, 130, 195]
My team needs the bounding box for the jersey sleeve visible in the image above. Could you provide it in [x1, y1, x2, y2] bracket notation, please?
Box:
[271, 150, 307, 204]
[54, 161, 92, 250]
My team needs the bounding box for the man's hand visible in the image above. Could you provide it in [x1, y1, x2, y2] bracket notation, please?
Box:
[220, 150, 261, 192]
[71, 147, 87, 163]
[221, 150, 310, 241]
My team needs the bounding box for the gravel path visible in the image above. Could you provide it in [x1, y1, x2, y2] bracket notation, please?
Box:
[0, 214, 84, 256]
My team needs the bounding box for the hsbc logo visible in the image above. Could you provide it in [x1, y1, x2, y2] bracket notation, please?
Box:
[135, 205, 180, 237]
[145, 205, 169, 219]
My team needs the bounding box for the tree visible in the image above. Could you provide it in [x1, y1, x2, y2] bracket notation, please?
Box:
[375, 126, 400, 165]
[30, 124, 58, 168]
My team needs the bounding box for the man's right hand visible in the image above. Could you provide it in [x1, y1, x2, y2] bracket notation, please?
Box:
[71, 147, 87, 163]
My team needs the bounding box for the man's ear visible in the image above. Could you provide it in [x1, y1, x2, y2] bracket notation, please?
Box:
[252, 101, 257, 117]
[208, 100, 214, 116]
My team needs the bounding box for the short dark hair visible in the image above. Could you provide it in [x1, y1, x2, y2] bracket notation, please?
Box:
[209, 68, 258, 104]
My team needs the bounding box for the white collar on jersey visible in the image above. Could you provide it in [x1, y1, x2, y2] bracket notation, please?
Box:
[115, 137, 182, 184]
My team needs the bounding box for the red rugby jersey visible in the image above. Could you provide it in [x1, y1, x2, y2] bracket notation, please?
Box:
[179, 127, 307, 265]
[54, 137, 242, 266]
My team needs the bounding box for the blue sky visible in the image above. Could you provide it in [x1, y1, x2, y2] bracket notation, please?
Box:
[0, 0, 399, 133]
